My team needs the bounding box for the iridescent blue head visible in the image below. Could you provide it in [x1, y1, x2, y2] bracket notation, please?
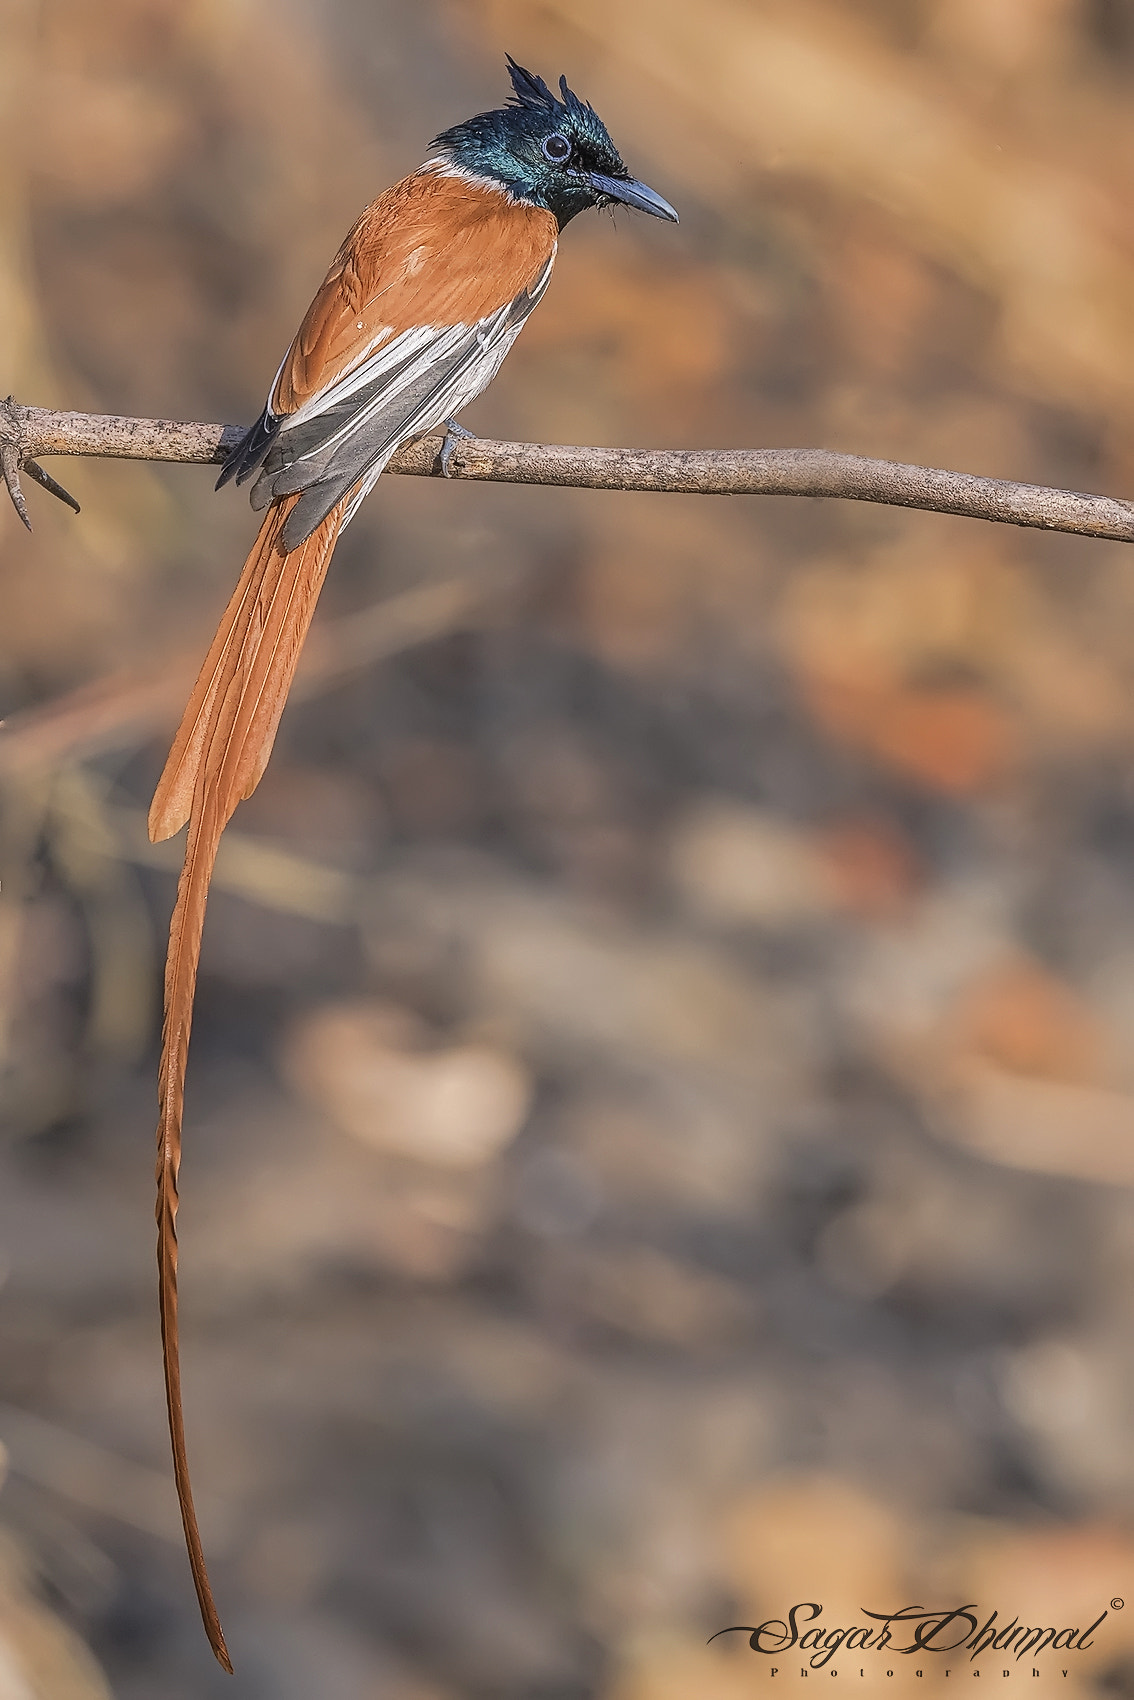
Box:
[430, 57, 679, 231]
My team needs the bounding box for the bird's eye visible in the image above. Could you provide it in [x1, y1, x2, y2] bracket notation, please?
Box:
[541, 133, 572, 163]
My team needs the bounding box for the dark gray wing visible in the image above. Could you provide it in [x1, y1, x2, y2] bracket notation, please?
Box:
[237, 258, 553, 551]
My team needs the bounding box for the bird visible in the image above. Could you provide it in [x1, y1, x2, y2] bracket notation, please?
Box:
[146, 56, 677, 1671]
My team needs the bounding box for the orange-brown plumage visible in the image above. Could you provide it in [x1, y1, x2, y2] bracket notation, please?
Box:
[273, 171, 557, 413]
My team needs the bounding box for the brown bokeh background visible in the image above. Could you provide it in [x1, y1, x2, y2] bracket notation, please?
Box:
[3, 0, 1134, 1694]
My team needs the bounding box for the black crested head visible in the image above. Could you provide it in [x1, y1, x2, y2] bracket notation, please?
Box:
[429, 56, 678, 230]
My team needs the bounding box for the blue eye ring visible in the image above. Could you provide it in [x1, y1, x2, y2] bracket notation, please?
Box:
[541, 133, 572, 163]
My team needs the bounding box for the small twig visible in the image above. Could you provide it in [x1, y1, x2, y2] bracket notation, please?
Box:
[0, 565, 520, 775]
[0, 426, 32, 531]
[0, 1400, 226, 1544]
[4, 396, 1134, 545]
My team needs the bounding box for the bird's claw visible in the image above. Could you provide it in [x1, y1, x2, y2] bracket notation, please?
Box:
[0, 395, 81, 530]
[438, 417, 475, 478]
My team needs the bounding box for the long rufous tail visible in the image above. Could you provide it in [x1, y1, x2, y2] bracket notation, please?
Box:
[149, 491, 348, 1672]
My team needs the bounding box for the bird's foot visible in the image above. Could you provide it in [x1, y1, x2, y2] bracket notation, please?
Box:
[438, 418, 476, 479]
[0, 396, 80, 530]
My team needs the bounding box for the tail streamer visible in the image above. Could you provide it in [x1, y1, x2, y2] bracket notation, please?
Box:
[150, 492, 347, 1671]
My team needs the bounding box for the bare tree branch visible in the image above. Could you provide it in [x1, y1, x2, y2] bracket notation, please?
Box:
[3, 395, 1134, 544]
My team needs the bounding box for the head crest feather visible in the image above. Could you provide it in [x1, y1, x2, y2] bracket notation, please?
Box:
[558, 73, 594, 121]
[506, 55, 592, 121]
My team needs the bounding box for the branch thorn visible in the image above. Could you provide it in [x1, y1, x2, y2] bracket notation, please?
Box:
[25, 458, 80, 514]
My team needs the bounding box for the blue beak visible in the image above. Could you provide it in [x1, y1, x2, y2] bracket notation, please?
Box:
[584, 171, 679, 223]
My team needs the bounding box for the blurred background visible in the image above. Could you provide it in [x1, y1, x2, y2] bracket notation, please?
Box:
[3, 0, 1134, 1694]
